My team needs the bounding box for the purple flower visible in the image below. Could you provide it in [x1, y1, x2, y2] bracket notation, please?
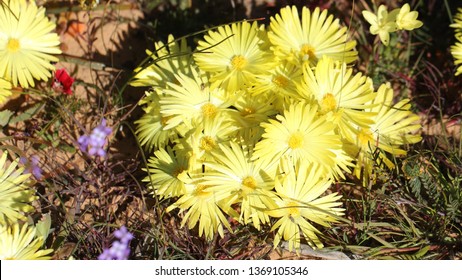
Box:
[19, 155, 43, 180]
[98, 226, 133, 260]
[78, 118, 112, 158]
[107, 241, 130, 260]
[114, 226, 134, 244]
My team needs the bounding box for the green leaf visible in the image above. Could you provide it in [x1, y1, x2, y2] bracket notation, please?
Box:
[0, 109, 14, 127]
[35, 213, 53, 243]
[59, 144, 76, 153]
[9, 103, 44, 125]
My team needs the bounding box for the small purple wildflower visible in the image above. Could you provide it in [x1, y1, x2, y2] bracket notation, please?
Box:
[19, 155, 43, 180]
[114, 226, 134, 244]
[78, 118, 112, 158]
[98, 226, 133, 260]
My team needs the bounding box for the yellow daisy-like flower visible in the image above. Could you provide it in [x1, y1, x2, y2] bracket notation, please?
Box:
[362, 5, 399, 46]
[0, 0, 61, 88]
[135, 89, 183, 151]
[160, 68, 233, 130]
[347, 83, 422, 182]
[229, 91, 277, 144]
[250, 62, 303, 112]
[268, 6, 357, 66]
[268, 160, 344, 251]
[202, 142, 277, 230]
[131, 35, 193, 88]
[232, 92, 276, 127]
[252, 102, 342, 176]
[450, 7, 462, 36]
[451, 33, 462, 76]
[0, 78, 12, 104]
[143, 147, 190, 199]
[0, 151, 37, 225]
[194, 21, 274, 92]
[250, 61, 302, 98]
[0, 223, 53, 259]
[395, 4, 423, 31]
[298, 56, 376, 142]
[177, 116, 237, 166]
[166, 180, 232, 241]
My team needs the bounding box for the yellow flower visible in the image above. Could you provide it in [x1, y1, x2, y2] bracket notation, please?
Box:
[396, 4, 423, 31]
[250, 61, 301, 98]
[450, 7, 462, 36]
[0, 78, 12, 104]
[250, 62, 303, 113]
[131, 35, 193, 88]
[0, 151, 37, 225]
[451, 8, 462, 76]
[143, 147, 190, 199]
[194, 21, 274, 92]
[229, 92, 277, 143]
[268, 6, 357, 66]
[202, 142, 278, 230]
[160, 68, 233, 130]
[362, 5, 399, 46]
[0, 0, 61, 88]
[298, 56, 376, 142]
[368, 83, 421, 153]
[347, 83, 422, 182]
[135, 90, 182, 151]
[252, 102, 342, 176]
[0, 223, 53, 259]
[451, 32, 462, 76]
[176, 116, 237, 166]
[268, 160, 343, 251]
[166, 181, 232, 241]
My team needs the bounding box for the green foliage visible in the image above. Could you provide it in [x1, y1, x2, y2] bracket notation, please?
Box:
[402, 152, 462, 242]
[0, 110, 13, 127]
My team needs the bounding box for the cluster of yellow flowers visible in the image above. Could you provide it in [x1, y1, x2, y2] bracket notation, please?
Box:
[0, 0, 58, 259]
[0, 0, 61, 104]
[0, 152, 53, 259]
[451, 8, 462, 76]
[362, 3, 423, 46]
[133, 5, 422, 251]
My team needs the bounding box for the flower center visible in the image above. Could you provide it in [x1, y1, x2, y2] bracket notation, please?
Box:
[321, 93, 337, 113]
[272, 74, 289, 89]
[288, 132, 304, 149]
[161, 115, 172, 127]
[231, 55, 247, 70]
[242, 176, 257, 190]
[201, 103, 218, 119]
[194, 184, 211, 198]
[300, 44, 316, 63]
[200, 136, 216, 152]
[173, 167, 185, 178]
[357, 128, 375, 147]
[7, 38, 20, 52]
[287, 201, 300, 217]
[241, 106, 255, 117]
